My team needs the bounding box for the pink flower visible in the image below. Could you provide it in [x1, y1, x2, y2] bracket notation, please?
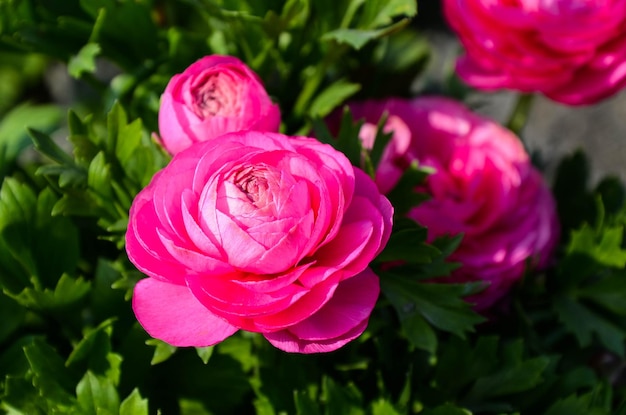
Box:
[157, 55, 281, 154]
[443, 0, 626, 105]
[325, 100, 413, 194]
[126, 131, 393, 353]
[334, 97, 559, 309]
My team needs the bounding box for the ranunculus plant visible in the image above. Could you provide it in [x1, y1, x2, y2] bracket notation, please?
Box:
[4, 1, 626, 414]
[126, 130, 393, 353]
[157, 55, 281, 154]
[444, 0, 626, 105]
[333, 97, 559, 309]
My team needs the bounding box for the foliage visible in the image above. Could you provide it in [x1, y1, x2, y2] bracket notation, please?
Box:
[0, 0, 625, 414]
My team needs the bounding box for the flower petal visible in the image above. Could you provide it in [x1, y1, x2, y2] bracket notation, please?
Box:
[132, 278, 238, 347]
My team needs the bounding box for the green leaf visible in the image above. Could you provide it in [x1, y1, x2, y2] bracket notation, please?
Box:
[195, 346, 214, 364]
[29, 128, 75, 166]
[381, 273, 485, 352]
[119, 388, 149, 415]
[23, 338, 78, 407]
[0, 103, 61, 167]
[294, 389, 322, 415]
[377, 226, 440, 264]
[76, 371, 120, 415]
[0, 181, 80, 293]
[312, 107, 364, 167]
[8, 273, 90, 311]
[421, 403, 472, 415]
[0, 292, 25, 343]
[544, 391, 611, 415]
[145, 338, 177, 365]
[68, 42, 101, 78]
[358, 0, 417, 28]
[554, 295, 625, 356]
[567, 224, 626, 268]
[308, 80, 361, 118]
[66, 319, 116, 373]
[88, 152, 113, 199]
[322, 27, 391, 50]
[371, 398, 402, 415]
[322, 376, 364, 415]
[386, 162, 432, 216]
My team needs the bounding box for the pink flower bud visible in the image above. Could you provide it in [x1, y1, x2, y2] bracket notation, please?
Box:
[157, 55, 281, 154]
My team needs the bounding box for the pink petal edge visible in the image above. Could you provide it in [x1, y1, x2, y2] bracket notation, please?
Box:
[132, 278, 238, 347]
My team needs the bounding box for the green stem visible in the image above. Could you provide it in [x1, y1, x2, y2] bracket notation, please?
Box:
[506, 93, 534, 138]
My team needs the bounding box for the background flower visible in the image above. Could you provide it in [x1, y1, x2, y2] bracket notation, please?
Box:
[443, 0, 626, 105]
[126, 131, 393, 353]
[157, 55, 281, 154]
[335, 97, 559, 310]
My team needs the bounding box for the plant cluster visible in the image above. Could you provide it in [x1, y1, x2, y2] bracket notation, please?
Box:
[0, 1, 626, 414]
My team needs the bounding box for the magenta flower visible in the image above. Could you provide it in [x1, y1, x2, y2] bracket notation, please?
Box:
[157, 55, 281, 154]
[126, 131, 393, 353]
[331, 97, 559, 310]
[444, 0, 626, 105]
[325, 99, 413, 194]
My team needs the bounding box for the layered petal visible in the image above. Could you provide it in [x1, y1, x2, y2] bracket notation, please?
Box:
[444, 0, 626, 105]
[133, 278, 238, 347]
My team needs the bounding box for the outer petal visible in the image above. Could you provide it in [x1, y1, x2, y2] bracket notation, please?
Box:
[133, 278, 238, 347]
[263, 268, 379, 353]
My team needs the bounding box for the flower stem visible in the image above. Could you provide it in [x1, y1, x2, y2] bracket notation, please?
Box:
[506, 93, 534, 138]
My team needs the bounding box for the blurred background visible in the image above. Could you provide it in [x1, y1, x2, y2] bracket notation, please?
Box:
[414, 1, 626, 185]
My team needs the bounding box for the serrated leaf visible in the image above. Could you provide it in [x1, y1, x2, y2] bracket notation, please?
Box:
[381, 273, 485, 351]
[145, 338, 177, 365]
[554, 295, 626, 356]
[24, 338, 78, 406]
[8, 273, 91, 311]
[76, 371, 120, 415]
[2, 374, 50, 414]
[568, 223, 626, 268]
[119, 388, 148, 415]
[66, 319, 115, 370]
[68, 42, 101, 78]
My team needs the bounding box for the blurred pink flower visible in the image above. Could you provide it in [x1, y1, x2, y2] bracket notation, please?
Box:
[325, 100, 413, 194]
[333, 97, 559, 309]
[126, 131, 392, 353]
[157, 55, 281, 154]
[443, 0, 626, 105]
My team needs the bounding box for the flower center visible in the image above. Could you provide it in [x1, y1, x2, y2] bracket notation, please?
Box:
[232, 165, 269, 205]
[191, 72, 240, 118]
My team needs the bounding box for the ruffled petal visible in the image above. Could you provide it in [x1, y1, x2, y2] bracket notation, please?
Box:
[132, 278, 238, 347]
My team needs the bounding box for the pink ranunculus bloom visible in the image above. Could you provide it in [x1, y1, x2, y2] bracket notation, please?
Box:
[333, 97, 559, 310]
[157, 55, 281, 154]
[126, 131, 393, 353]
[325, 100, 414, 194]
[443, 0, 626, 105]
